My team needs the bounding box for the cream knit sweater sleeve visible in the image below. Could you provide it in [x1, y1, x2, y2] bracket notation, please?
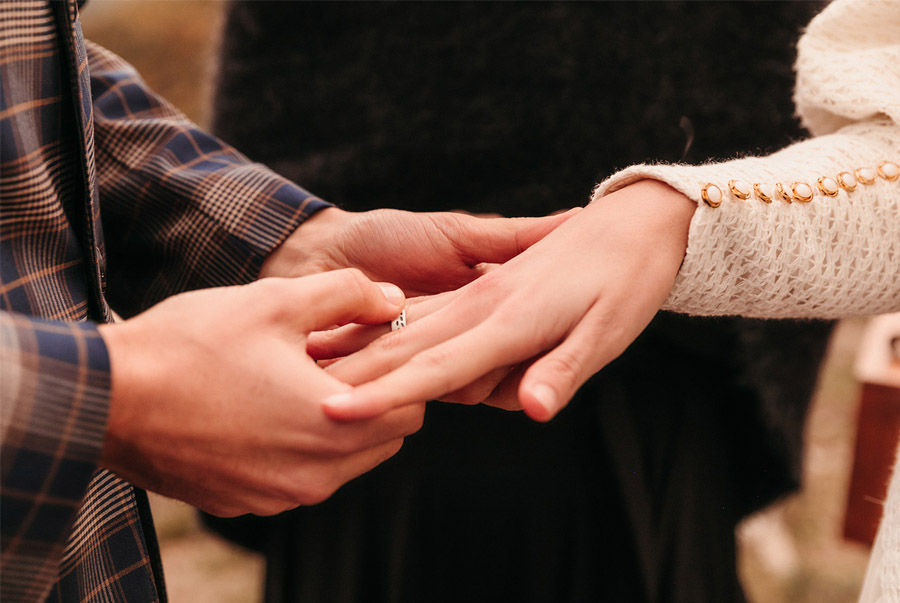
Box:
[592, 0, 900, 320]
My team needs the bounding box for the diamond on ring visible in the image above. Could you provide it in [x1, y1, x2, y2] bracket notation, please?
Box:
[391, 309, 407, 331]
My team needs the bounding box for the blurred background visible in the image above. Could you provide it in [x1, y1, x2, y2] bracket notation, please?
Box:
[81, 2, 882, 602]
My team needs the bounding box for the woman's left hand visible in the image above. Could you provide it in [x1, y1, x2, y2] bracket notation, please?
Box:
[318, 180, 695, 422]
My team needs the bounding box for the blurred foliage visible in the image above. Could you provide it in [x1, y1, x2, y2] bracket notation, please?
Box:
[81, 0, 224, 128]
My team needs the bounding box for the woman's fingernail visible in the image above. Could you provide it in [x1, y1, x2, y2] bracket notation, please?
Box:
[377, 282, 405, 305]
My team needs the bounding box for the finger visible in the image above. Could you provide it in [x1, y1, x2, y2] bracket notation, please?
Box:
[452, 208, 580, 265]
[481, 361, 534, 411]
[266, 269, 405, 332]
[449, 209, 505, 219]
[437, 365, 514, 405]
[308, 323, 389, 361]
[321, 290, 481, 387]
[278, 360, 427, 443]
[221, 437, 410, 514]
[517, 303, 631, 422]
[307, 402, 426, 450]
[323, 315, 546, 419]
[289, 437, 407, 506]
[307, 292, 454, 360]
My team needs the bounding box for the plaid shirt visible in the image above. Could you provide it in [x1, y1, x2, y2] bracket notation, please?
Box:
[1, 1, 329, 601]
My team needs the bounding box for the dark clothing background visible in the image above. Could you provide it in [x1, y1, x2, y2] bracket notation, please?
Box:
[207, 3, 831, 602]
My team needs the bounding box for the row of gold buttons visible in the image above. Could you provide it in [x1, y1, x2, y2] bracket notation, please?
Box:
[700, 160, 899, 208]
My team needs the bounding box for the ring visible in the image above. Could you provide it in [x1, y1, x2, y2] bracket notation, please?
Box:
[391, 308, 407, 331]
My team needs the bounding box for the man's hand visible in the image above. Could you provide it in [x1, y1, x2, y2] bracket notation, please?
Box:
[98, 270, 423, 517]
[260, 207, 576, 295]
[316, 181, 695, 422]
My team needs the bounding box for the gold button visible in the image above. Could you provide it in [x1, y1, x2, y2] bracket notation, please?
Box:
[753, 182, 772, 203]
[728, 179, 751, 200]
[837, 171, 858, 192]
[817, 176, 839, 197]
[877, 161, 899, 181]
[753, 183, 773, 204]
[701, 183, 723, 208]
[775, 182, 792, 203]
[856, 167, 877, 184]
[791, 182, 813, 203]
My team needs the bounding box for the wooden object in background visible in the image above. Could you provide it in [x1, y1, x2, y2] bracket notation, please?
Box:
[844, 313, 900, 546]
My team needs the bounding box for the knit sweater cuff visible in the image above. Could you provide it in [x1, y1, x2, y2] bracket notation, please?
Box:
[592, 122, 900, 319]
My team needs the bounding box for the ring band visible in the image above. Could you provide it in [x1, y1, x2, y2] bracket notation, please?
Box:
[391, 309, 407, 331]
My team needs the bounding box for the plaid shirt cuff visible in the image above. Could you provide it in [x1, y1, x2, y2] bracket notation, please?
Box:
[1, 313, 111, 568]
[87, 42, 332, 315]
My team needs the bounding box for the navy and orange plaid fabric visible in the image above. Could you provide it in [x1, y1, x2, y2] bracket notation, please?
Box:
[1, 1, 329, 600]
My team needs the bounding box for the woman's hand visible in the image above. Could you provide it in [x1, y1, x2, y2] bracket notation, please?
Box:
[318, 180, 695, 421]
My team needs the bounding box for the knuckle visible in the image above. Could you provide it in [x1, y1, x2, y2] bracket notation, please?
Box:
[464, 382, 497, 404]
[254, 276, 289, 300]
[400, 405, 426, 434]
[331, 434, 364, 456]
[207, 493, 285, 518]
[337, 268, 370, 298]
[415, 346, 453, 372]
[296, 480, 338, 506]
[203, 501, 240, 518]
[368, 329, 406, 354]
[545, 350, 584, 383]
[249, 499, 292, 517]
[384, 438, 405, 460]
[251, 279, 292, 319]
[313, 432, 358, 457]
[498, 311, 563, 354]
[308, 327, 342, 351]
[484, 395, 522, 412]
[444, 383, 491, 406]
[409, 348, 457, 395]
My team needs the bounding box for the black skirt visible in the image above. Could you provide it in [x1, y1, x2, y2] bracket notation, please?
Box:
[206, 3, 830, 601]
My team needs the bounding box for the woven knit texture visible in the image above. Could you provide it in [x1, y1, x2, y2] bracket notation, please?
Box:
[795, 0, 900, 136]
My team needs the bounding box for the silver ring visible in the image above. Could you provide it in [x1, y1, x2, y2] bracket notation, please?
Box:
[391, 309, 407, 332]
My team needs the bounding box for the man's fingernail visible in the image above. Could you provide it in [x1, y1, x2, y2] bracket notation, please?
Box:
[378, 283, 405, 305]
[530, 384, 557, 416]
[323, 392, 354, 408]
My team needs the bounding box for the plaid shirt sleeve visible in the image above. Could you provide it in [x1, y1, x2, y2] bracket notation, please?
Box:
[87, 41, 332, 317]
[0, 312, 111, 602]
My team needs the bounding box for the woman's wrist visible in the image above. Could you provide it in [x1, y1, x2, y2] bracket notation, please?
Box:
[587, 178, 693, 269]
